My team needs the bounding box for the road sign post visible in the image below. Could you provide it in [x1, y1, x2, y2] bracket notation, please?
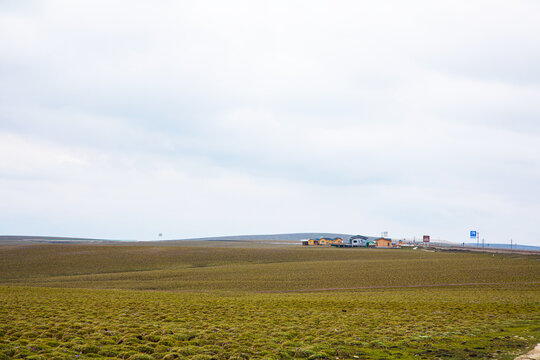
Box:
[470, 231, 478, 247]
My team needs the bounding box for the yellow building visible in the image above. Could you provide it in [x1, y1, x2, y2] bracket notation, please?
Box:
[304, 237, 343, 246]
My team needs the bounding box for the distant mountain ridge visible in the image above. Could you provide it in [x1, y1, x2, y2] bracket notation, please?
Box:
[0, 235, 124, 243]
[176, 233, 355, 242]
[0, 233, 358, 244]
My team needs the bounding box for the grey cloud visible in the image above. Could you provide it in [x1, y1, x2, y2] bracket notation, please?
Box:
[1, 1, 539, 244]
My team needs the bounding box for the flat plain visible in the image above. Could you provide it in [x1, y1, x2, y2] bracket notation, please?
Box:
[0, 242, 539, 359]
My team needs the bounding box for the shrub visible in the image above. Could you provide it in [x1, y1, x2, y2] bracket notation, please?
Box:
[137, 344, 154, 354]
[127, 354, 154, 360]
[190, 355, 212, 360]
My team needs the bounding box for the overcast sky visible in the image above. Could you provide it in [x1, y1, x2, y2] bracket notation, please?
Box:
[1, 1, 539, 245]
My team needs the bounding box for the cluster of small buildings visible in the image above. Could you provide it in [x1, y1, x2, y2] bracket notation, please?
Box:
[302, 237, 343, 246]
[302, 235, 402, 248]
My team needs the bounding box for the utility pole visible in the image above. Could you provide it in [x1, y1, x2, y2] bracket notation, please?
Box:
[510, 239, 512, 250]
[482, 238, 484, 248]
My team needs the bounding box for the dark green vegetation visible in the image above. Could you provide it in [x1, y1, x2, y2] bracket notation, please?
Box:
[0, 243, 539, 359]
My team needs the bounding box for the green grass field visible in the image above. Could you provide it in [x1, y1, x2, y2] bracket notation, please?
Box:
[0, 243, 539, 359]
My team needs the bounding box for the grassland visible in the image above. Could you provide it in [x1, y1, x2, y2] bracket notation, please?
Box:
[0, 243, 539, 359]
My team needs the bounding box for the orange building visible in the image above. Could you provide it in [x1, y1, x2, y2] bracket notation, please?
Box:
[375, 238, 392, 247]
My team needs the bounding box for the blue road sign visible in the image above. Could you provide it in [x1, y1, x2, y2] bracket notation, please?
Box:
[470, 231, 477, 238]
